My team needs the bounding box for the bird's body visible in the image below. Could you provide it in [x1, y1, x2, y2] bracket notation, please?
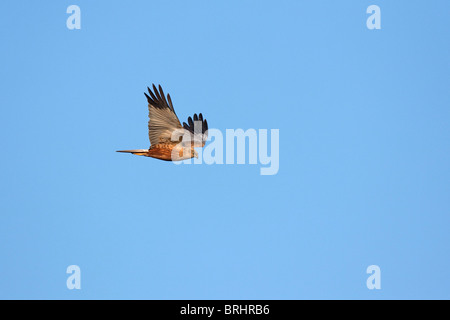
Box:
[117, 84, 208, 161]
[117, 144, 195, 161]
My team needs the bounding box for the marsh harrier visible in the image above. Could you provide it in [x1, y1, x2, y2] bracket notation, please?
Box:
[117, 84, 208, 161]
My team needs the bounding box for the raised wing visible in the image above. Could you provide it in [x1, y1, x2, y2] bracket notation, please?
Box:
[183, 113, 208, 147]
[144, 84, 183, 146]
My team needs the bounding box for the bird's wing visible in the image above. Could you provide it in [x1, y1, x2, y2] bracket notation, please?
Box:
[145, 84, 183, 146]
[182, 113, 208, 147]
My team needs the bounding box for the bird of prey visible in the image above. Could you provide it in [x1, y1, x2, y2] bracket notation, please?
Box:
[117, 84, 208, 161]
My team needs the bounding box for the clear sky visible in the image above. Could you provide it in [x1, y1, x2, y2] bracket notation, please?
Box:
[0, 0, 449, 299]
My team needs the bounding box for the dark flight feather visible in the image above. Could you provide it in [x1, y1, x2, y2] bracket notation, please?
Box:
[144, 84, 176, 113]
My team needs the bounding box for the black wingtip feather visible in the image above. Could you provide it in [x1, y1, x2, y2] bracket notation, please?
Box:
[144, 92, 151, 103]
[167, 94, 174, 110]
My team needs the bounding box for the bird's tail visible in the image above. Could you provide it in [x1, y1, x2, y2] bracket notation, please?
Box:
[116, 149, 149, 156]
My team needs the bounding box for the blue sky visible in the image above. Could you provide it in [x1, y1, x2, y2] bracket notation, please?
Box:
[0, 0, 449, 299]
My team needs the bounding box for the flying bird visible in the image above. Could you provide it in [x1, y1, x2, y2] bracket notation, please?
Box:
[117, 84, 208, 161]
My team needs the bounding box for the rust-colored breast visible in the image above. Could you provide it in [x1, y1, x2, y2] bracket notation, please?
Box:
[147, 144, 193, 161]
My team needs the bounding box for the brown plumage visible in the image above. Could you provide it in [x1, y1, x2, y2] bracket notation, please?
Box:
[117, 84, 208, 161]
